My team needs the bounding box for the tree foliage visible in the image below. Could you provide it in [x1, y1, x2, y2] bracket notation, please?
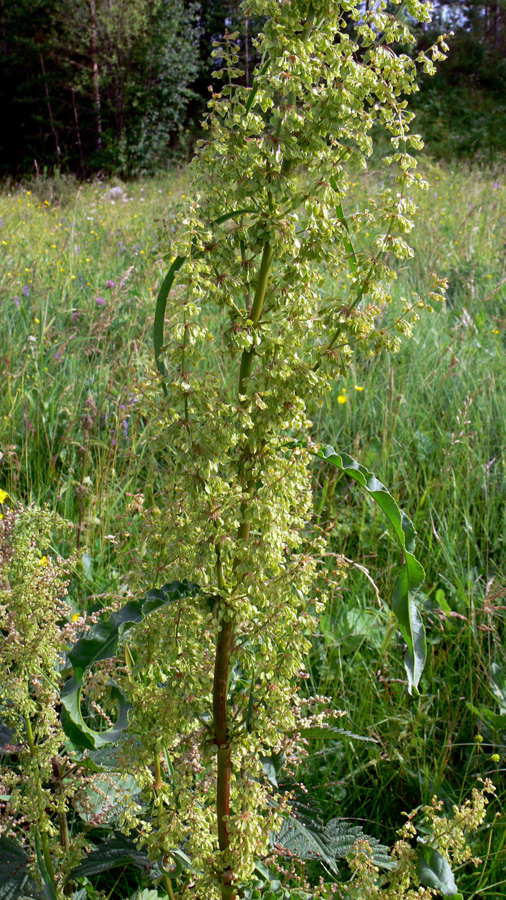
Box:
[0, 0, 200, 176]
[1, 0, 506, 175]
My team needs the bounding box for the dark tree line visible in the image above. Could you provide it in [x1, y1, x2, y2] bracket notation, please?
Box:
[0, 0, 202, 176]
[411, 0, 506, 157]
[1, 0, 505, 178]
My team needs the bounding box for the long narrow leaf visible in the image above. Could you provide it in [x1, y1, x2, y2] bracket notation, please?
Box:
[301, 442, 426, 693]
[34, 836, 57, 900]
[61, 581, 199, 749]
[330, 177, 358, 277]
[244, 58, 271, 114]
[154, 256, 186, 378]
[154, 210, 257, 384]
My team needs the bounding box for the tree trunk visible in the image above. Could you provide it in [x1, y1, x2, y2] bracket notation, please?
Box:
[89, 0, 102, 151]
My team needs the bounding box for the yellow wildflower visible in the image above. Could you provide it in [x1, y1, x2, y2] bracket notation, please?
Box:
[337, 393, 347, 405]
[40, 556, 48, 567]
[354, 385, 364, 391]
[0, 489, 8, 504]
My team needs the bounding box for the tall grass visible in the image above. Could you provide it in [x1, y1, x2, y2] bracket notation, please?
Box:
[307, 162, 506, 896]
[0, 172, 187, 593]
[1, 162, 505, 895]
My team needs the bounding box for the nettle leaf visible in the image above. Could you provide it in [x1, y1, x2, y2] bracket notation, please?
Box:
[0, 835, 41, 900]
[61, 580, 199, 749]
[303, 443, 426, 693]
[69, 834, 157, 880]
[273, 798, 393, 874]
[73, 772, 142, 824]
[417, 846, 462, 898]
[0, 722, 13, 751]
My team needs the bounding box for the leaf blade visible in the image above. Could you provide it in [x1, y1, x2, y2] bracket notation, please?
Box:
[417, 846, 462, 898]
[301, 442, 426, 693]
[61, 580, 200, 749]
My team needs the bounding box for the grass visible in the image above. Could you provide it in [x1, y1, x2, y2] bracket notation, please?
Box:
[1, 161, 506, 897]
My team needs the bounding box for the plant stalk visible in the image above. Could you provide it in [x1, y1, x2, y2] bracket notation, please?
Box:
[25, 717, 58, 891]
[238, 241, 274, 396]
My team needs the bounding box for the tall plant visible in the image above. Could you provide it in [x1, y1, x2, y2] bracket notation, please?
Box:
[8, 1, 476, 898]
[117, 0, 448, 895]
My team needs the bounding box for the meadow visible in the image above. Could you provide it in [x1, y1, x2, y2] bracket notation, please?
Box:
[1, 161, 506, 897]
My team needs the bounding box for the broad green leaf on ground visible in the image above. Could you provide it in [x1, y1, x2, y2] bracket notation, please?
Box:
[0, 835, 41, 900]
[417, 845, 462, 898]
[302, 443, 426, 693]
[61, 581, 199, 749]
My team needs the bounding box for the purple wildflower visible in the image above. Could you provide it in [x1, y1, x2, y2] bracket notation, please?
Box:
[106, 280, 115, 289]
[96, 297, 106, 307]
[14, 296, 19, 307]
[123, 418, 129, 437]
[73, 311, 79, 320]
[23, 285, 29, 297]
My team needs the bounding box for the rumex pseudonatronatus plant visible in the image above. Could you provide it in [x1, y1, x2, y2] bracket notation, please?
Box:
[2, 1, 495, 899]
[107, 0, 450, 893]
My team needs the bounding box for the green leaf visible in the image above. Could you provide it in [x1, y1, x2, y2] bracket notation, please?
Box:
[61, 580, 199, 749]
[0, 835, 40, 900]
[154, 208, 257, 383]
[330, 179, 358, 277]
[274, 809, 393, 873]
[69, 835, 156, 880]
[299, 725, 378, 743]
[490, 662, 506, 714]
[0, 722, 13, 751]
[61, 680, 131, 751]
[304, 443, 426, 693]
[73, 772, 141, 824]
[34, 835, 57, 900]
[467, 702, 506, 731]
[417, 845, 462, 898]
[154, 256, 187, 379]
